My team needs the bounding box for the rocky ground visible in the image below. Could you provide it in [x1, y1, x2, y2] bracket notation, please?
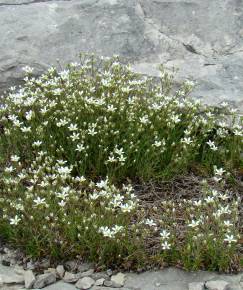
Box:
[0, 247, 243, 290]
[0, 0, 243, 111]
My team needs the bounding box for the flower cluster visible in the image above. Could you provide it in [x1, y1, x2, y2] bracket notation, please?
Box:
[0, 55, 242, 270]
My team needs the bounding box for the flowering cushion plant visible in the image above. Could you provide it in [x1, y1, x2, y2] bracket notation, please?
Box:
[0, 54, 242, 271]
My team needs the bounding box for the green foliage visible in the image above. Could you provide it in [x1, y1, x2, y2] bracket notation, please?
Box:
[0, 54, 242, 271]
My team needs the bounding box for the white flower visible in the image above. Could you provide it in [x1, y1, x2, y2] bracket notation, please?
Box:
[33, 141, 42, 147]
[188, 219, 200, 228]
[206, 140, 218, 151]
[57, 166, 72, 177]
[140, 115, 150, 124]
[233, 129, 243, 136]
[96, 179, 109, 189]
[75, 176, 86, 183]
[70, 132, 80, 141]
[160, 230, 170, 239]
[204, 196, 214, 203]
[145, 219, 156, 227]
[76, 144, 85, 152]
[11, 155, 20, 162]
[59, 69, 69, 80]
[161, 241, 171, 250]
[26, 110, 34, 120]
[98, 226, 114, 238]
[22, 66, 34, 74]
[181, 137, 193, 145]
[58, 200, 66, 207]
[224, 220, 233, 227]
[224, 234, 237, 244]
[214, 166, 225, 176]
[5, 166, 14, 173]
[21, 126, 31, 133]
[33, 197, 46, 206]
[68, 123, 78, 131]
[153, 140, 162, 147]
[171, 114, 181, 124]
[87, 127, 97, 136]
[185, 80, 195, 87]
[10, 215, 21, 225]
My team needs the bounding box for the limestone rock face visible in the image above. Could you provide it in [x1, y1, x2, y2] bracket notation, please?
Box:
[0, 0, 242, 110]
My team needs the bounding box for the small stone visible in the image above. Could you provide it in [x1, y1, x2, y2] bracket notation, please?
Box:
[189, 282, 205, 290]
[24, 270, 36, 289]
[63, 271, 79, 283]
[14, 265, 25, 275]
[38, 258, 50, 269]
[95, 278, 105, 286]
[75, 277, 95, 289]
[78, 269, 94, 279]
[26, 261, 35, 270]
[56, 265, 65, 278]
[205, 280, 229, 290]
[44, 267, 57, 277]
[65, 260, 78, 272]
[91, 272, 109, 280]
[0, 272, 24, 284]
[111, 272, 125, 287]
[77, 263, 94, 273]
[104, 280, 113, 287]
[33, 272, 56, 289]
[106, 269, 113, 276]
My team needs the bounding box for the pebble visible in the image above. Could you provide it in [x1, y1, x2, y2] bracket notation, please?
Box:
[63, 271, 79, 283]
[0, 273, 24, 284]
[44, 268, 57, 277]
[78, 269, 94, 279]
[188, 282, 205, 290]
[65, 260, 78, 272]
[205, 280, 229, 290]
[77, 262, 94, 273]
[75, 276, 95, 289]
[56, 265, 65, 278]
[33, 272, 56, 289]
[107, 269, 113, 276]
[111, 272, 125, 287]
[91, 272, 109, 280]
[95, 278, 105, 286]
[24, 270, 36, 289]
[103, 280, 113, 287]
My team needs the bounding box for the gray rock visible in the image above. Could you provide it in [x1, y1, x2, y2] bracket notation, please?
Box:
[38, 258, 51, 269]
[63, 272, 79, 283]
[91, 272, 109, 280]
[205, 280, 230, 290]
[111, 273, 125, 287]
[95, 278, 105, 286]
[0, 272, 24, 284]
[78, 269, 95, 279]
[75, 276, 95, 289]
[65, 260, 79, 272]
[33, 272, 56, 289]
[106, 269, 113, 277]
[189, 282, 205, 290]
[56, 265, 65, 278]
[44, 268, 57, 277]
[24, 270, 35, 289]
[77, 263, 94, 273]
[103, 280, 113, 287]
[0, 0, 242, 112]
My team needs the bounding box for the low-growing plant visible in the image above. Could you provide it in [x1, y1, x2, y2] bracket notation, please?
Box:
[141, 167, 241, 272]
[0, 54, 242, 182]
[0, 54, 242, 271]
